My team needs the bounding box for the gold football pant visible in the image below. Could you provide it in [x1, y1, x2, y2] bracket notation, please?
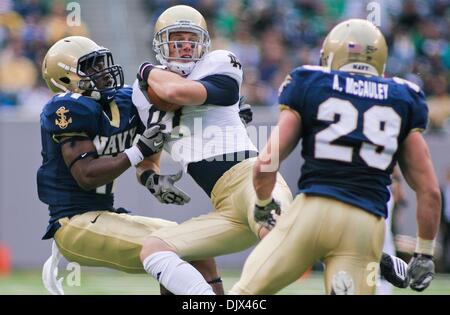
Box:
[230, 194, 385, 295]
[54, 211, 177, 273]
[150, 158, 294, 261]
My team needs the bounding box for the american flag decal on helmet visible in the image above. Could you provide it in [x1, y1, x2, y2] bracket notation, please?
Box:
[348, 42, 363, 54]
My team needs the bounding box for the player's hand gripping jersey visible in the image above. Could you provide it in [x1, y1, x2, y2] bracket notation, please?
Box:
[132, 50, 257, 171]
[279, 66, 428, 218]
[37, 87, 144, 238]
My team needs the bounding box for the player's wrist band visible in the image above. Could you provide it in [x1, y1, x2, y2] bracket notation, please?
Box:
[140, 63, 155, 82]
[124, 146, 144, 167]
[415, 237, 435, 256]
[207, 277, 222, 284]
[256, 197, 273, 207]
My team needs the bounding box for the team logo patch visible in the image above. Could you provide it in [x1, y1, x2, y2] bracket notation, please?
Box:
[228, 53, 242, 69]
[55, 106, 73, 129]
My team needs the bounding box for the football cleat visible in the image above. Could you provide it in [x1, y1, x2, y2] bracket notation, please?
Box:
[379, 252, 409, 288]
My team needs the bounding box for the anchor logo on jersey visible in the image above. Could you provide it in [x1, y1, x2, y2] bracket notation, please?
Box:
[55, 106, 73, 129]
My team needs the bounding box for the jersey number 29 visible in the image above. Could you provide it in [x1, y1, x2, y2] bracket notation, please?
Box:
[314, 97, 401, 170]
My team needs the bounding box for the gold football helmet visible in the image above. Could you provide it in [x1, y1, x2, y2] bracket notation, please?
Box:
[42, 36, 124, 100]
[320, 19, 387, 76]
[153, 5, 210, 76]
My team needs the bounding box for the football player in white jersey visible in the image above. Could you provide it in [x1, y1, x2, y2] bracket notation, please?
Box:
[131, 5, 293, 295]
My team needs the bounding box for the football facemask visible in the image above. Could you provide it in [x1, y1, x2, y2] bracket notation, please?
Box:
[77, 49, 124, 101]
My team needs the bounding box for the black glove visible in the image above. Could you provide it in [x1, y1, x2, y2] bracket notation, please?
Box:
[379, 252, 409, 288]
[238, 96, 253, 125]
[141, 170, 191, 205]
[408, 253, 435, 292]
[136, 124, 165, 157]
[254, 199, 281, 230]
[137, 62, 156, 91]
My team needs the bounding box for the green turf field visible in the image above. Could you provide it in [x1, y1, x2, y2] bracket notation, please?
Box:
[1, 269, 449, 295]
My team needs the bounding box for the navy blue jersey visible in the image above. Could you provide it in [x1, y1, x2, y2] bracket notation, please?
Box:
[37, 87, 144, 236]
[279, 66, 428, 218]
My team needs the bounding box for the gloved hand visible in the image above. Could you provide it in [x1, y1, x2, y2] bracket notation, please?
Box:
[136, 124, 165, 157]
[141, 170, 191, 205]
[379, 252, 409, 288]
[238, 96, 253, 125]
[254, 199, 281, 230]
[408, 253, 435, 292]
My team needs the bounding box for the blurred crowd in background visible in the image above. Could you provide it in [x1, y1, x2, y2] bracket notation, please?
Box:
[0, 0, 88, 111]
[145, 0, 450, 129]
[0, 0, 450, 127]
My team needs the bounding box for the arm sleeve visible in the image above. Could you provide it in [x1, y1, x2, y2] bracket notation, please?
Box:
[197, 74, 240, 106]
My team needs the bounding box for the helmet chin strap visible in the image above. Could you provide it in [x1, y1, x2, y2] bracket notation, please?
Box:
[79, 80, 111, 101]
[89, 89, 118, 102]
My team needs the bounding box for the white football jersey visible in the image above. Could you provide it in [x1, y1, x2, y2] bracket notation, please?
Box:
[132, 50, 258, 169]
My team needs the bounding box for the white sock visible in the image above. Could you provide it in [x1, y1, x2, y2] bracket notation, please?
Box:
[143, 251, 215, 295]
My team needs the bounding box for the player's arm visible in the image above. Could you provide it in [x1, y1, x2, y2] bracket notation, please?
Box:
[252, 70, 303, 231]
[398, 131, 441, 241]
[252, 109, 301, 232]
[138, 63, 239, 107]
[147, 67, 207, 106]
[398, 131, 441, 291]
[61, 138, 130, 190]
[397, 82, 441, 241]
[61, 125, 165, 191]
[254, 109, 302, 201]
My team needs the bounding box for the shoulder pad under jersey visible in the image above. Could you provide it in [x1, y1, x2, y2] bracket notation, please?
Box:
[188, 50, 243, 86]
[41, 92, 100, 139]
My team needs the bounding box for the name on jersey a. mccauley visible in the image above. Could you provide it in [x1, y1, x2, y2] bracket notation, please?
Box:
[332, 74, 389, 100]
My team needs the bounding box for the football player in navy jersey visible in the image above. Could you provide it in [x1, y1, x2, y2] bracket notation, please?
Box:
[38, 36, 222, 294]
[230, 19, 441, 295]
